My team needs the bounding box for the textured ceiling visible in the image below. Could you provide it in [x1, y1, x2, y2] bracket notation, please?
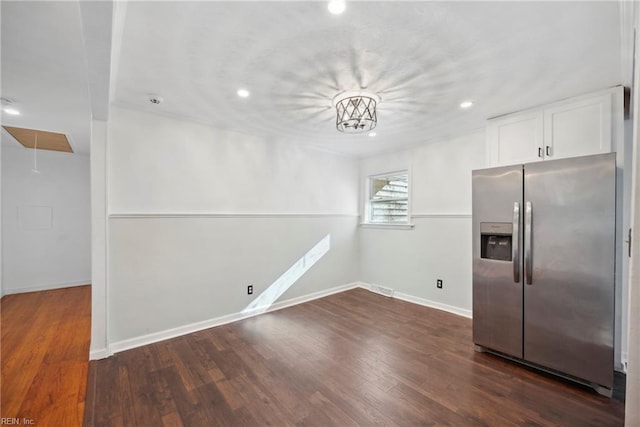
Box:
[0, 1, 625, 158]
[1, 1, 111, 155]
[114, 1, 623, 157]
[1, 1, 92, 154]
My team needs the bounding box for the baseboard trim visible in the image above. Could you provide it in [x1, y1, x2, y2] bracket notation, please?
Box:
[109, 282, 360, 354]
[358, 282, 472, 319]
[4, 280, 91, 295]
[106, 282, 471, 357]
[393, 291, 472, 318]
[89, 348, 111, 360]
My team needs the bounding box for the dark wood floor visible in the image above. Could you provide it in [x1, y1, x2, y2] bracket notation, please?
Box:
[85, 288, 625, 426]
[1, 286, 91, 426]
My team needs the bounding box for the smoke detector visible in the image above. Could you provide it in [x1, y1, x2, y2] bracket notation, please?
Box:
[148, 95, 163, 105]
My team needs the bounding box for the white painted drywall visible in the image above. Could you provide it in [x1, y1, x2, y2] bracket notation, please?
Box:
[106, 107, 359, 345]
[607, 87, 632, 372]
[1, 138, 3, 298]
[108, 108, 357, 214]
[624, 4, 640, 423]
[620, 117, 633, 371]
[1, 142, 91, 294]
[359, 131, 486, 312]
[109, 215, 358, 342]
[90, 120, 109, 359]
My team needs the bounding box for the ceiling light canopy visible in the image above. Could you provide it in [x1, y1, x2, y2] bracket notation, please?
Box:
[328, 0, 346, 15]
[332, 91, 379, 134]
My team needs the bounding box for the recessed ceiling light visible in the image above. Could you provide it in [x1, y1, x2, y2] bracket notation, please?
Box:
[328, 0, 346, 15]
[460, 100, 473, 109]
[3, 107, 20, 115]
[237, 88, 250, 98]
[368, 132, 377, 137]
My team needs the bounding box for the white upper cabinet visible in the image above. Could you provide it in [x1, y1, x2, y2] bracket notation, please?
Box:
[543, 93, 612, 160]
[488, 111, 544, 166]
[487, 87, 620, 167]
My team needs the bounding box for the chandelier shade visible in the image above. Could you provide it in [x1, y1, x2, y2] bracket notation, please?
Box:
[333, 91, 379, 133]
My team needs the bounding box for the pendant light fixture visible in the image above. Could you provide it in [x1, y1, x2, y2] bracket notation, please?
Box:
[332, 91, 379, 134]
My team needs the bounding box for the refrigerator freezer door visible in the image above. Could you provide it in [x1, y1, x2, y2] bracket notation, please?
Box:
[523, 153, 615, 388]
[473, 165, 523, 358]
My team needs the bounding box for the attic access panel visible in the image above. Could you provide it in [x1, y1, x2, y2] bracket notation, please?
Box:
[3, 126, 73, 153]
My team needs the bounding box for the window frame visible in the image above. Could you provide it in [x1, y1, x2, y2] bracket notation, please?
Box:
[363, 170, 413, 228]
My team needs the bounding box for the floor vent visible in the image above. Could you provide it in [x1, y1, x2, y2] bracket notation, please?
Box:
[370, 285, 394, 297]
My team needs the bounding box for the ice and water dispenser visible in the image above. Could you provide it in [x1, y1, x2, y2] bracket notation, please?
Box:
[480, 222, 512, 261]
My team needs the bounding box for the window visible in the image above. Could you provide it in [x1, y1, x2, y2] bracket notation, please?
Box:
[366, 171, 409, 224]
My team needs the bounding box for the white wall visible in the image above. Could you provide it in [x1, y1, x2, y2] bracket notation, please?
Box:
[106, 107, 359, 347]
[359, 131, 486, 315]
[1, 139, 3, 298]
[1, 142, 91, 294]
[90, 120, 109, 359]
[108, 108, 356, 214]
[624, 3, 640, 423]
[109, 216, 358, 344]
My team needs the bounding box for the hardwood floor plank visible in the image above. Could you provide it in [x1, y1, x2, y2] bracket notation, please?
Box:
[146, 368, 181, 418]
[120, 348, 165, 426]
[214, 379, 244, 411]
[83, 361, 98, 426]
[93, 360, 114, 426]
[161, 411, 184, 427]
[308, 391, 360, 426]
[2, 293, 60, 416]
[117, 364, 138, 426]
[89, 288, 625, 426]
[162, 365, 204, 425]
[1, 286, 91, 426]
[228, 375, 295, 426]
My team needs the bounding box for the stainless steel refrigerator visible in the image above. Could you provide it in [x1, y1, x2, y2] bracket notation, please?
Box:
[472, 152, 615, 396]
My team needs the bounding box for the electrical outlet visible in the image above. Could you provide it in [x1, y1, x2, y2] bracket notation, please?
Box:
[436, 279, 443, 289]
[247, 285, 253, 295]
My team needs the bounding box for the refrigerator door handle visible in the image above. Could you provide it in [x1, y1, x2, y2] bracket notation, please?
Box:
[525, 201, 533, 285]
[512, 202, 520, 283]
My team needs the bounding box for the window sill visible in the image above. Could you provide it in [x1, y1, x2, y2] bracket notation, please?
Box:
[359, 223, 415, 230]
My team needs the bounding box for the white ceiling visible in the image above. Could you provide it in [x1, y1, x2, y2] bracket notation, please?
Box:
[1, 1, 111, 155]
[1, 1, 92, 154]
[1, 1, 627, 158]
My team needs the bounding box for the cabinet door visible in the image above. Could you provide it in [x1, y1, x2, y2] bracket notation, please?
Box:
[543, 93, 612, 160]
[487, 111, 543, 167]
